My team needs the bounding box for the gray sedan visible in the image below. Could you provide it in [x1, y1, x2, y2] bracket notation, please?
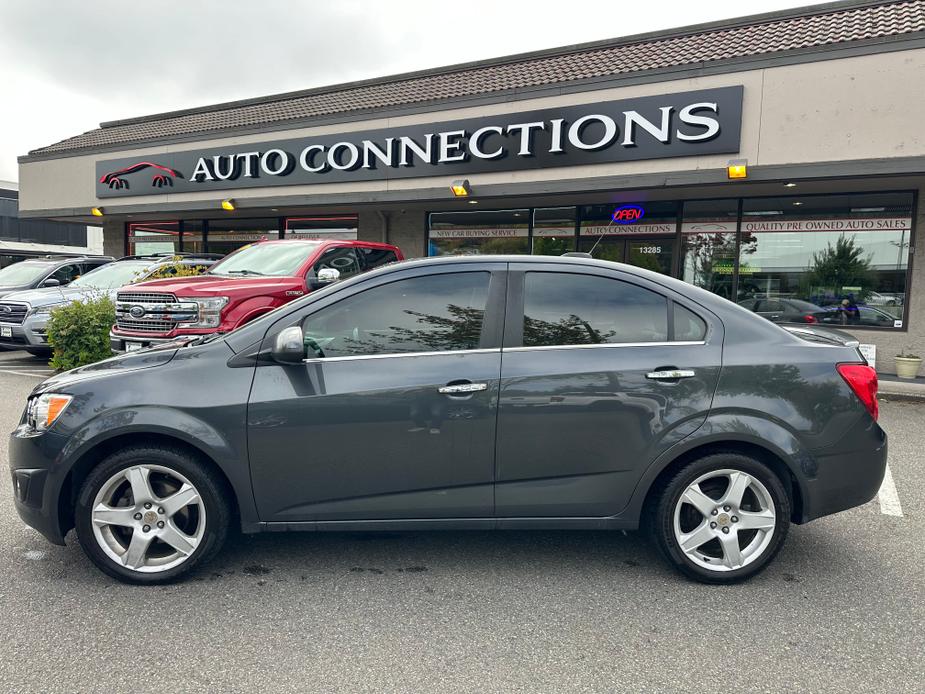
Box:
[10, 255, 886, 584]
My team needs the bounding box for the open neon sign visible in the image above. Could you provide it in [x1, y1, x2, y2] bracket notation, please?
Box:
[611, 204, 646, 224]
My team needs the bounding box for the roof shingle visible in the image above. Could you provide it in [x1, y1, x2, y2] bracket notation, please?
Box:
[27, 1, 925, 157]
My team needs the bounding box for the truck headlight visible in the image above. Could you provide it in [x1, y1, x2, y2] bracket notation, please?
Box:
[27, 393, 73, 431]
[178, 297, 229, 329]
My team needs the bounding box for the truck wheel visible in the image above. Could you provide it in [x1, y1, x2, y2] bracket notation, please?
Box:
[650, 453, 790, 584]
[74, 445, 230, 584]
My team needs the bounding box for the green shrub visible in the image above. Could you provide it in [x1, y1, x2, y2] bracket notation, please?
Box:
[141, 258, 209, 281]
[46, 295, 116, 371]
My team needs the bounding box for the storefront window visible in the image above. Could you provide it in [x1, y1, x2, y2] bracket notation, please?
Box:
[579, 202, 677, 275]
[182, 220, 206, 255]
[207, 218, 281, 256]
[428, 209, 529, 256]
[128, 222, 179, 256]
[680, 199, 739, 301]
[532, 207, 576, 256]
[286, 215, 358, 240]
[738, 193, 913, 329]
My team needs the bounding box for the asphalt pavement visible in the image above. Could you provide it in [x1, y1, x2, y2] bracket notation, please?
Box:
[0, 349, 923, 693]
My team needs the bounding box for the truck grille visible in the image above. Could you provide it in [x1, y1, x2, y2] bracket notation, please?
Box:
[117, 292, 177, 304]
[0, 302, 28, 325]
[115, 291, 198, 333]
[117, 319, 176, 333]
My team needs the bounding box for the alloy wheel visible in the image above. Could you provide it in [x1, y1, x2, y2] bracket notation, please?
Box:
[672, 468, 776, 572]
[90, 464, 205, 573]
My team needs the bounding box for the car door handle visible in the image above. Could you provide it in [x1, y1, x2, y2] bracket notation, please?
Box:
[438, 382, 489, 394]
[645, 369, 696, 380]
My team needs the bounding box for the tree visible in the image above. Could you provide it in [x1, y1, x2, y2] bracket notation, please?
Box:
[807, 234, 872, 293]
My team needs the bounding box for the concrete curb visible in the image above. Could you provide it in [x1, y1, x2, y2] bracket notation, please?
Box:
[879, 378, 925, 401]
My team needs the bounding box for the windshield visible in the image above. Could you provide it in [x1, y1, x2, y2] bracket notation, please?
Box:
[70, 261, 150, 289]
[208, 242, 322, 277]
[0, 261, 54, 286]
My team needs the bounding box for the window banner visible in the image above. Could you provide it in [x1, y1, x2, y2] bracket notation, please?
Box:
[533, 227, 576, 237]
[429, 228, 529, 239]
[580, 223, 676, 236]
[740, 218, 912, 233]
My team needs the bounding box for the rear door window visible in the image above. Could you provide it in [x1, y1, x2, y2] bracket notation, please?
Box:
[673, 304, 707, 341]
[358, 247, 399, 270]
[522, 272, 668, 347]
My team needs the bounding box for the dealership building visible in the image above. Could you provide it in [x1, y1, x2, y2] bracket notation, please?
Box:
[16, 0, 925, 373]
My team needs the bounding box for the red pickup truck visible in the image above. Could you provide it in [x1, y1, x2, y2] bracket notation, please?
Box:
[109, 239, 403, 353]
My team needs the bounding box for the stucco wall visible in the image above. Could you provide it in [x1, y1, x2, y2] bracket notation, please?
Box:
[101, 220, 124, 257]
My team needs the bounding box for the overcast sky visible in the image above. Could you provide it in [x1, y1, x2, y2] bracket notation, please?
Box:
[0, 0, 811, 182]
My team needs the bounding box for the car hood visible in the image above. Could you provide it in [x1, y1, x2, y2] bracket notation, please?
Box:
[124, 274, 304, 297]
[0, 285, 110, 308]
[0, 285, 30, 298]
[32, 343, 180, 394]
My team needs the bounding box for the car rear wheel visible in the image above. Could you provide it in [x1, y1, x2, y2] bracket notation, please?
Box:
[651, 453, 790, 583]
[75, 446, 229, 584]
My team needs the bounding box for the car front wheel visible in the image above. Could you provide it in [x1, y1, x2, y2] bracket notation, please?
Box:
[75, 446, 229, 584]
[651, 453, 790, 583]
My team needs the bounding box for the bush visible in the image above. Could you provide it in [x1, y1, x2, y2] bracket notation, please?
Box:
[46, 295, 116, 371]
[142, 259, 210, 281]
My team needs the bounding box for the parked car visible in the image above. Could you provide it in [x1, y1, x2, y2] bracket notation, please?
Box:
[109, 239, 404, 353]
[864, 291, 903, 307]
[737, 297, 824, 324]
[0, 253, 219, 355]
[10, 255, 885, 585]
[814, 303, 899, 328]
[0, 255, 112, 301]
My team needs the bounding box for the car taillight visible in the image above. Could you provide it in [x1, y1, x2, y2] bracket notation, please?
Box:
[802, 314, 817, 323]
[837, 363, 878, 421]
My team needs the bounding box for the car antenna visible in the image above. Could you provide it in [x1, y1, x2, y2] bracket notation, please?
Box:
[586, 217, 620, 258]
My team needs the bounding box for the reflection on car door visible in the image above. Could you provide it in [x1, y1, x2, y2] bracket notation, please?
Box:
[495, 263, 723, 518]
[247, 264, 506, 522]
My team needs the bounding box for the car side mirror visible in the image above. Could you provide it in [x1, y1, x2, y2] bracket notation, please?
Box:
[310, 267, 340, 289]
[41, 278, 61, 288]
[271, 326, 305, 364]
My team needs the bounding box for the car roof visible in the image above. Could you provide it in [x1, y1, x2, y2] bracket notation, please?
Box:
[254, 239, 397, 249]
[17, 255, 111, 265]
[373, 254, 730, 305]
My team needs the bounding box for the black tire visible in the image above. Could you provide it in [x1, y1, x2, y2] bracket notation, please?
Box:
[75, 445, 230, 584]
[649, 452, 791, 584]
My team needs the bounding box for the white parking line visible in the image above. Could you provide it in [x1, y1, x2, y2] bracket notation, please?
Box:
[0, 369, 50, 378]
[878, 464, 904, 517]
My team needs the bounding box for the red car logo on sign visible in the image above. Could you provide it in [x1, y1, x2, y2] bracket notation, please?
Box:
[99, 162, 183, 190]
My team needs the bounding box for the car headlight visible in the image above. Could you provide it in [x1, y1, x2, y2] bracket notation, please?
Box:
[177, 296, 229, 329]
[27, 393, 73, 431]
[29, 304, 63, 317]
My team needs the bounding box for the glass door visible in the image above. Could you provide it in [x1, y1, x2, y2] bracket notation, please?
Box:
[626, 238, 675, 275]
[578, 202, 678, 275]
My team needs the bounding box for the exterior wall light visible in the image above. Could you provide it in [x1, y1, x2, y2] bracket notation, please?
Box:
[90, 207, 104, 217]
[221, 199, 236, 211]
[726, 159, 748, 179]
[451, 179, 471, 197]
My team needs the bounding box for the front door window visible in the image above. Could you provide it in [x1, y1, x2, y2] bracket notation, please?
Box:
[303, 272, 490, 358]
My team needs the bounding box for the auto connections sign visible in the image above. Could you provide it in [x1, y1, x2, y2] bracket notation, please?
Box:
[95, 86, 743, 198]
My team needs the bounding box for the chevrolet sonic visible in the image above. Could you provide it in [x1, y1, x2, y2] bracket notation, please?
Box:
[9, 256, 886, 584]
